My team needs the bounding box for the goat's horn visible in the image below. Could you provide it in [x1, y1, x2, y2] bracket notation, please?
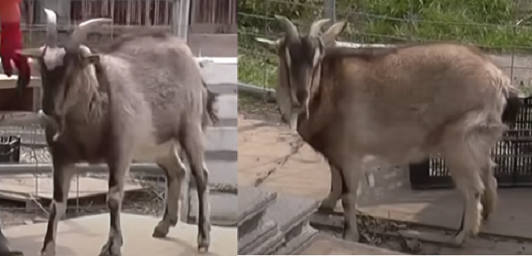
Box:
[43, 8, 58, 47]
[70, 18, 113, 47]
[274, 15, 299, 41]
[309, 18, 330, 38]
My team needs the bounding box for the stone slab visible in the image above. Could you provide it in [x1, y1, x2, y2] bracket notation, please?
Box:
[201, 64, 237, 85]
[274, 225, 319, 255]
[239, 220, 279, 255]
[237, 187, 277, 225]
[264, 194, 319, 233]
[4, 213, 237, 256]
[215, 94, 238, 120]
[205, 127, 237, 152]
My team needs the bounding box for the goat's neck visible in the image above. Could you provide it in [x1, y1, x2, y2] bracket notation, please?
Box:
[66, 68, 109, 125]
[296, 59, 338, 156]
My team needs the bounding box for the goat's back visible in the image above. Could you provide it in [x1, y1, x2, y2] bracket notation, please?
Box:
[316, 43, 513, 163]
[100, 33, 205, 149]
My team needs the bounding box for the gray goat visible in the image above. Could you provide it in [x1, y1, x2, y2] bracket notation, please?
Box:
[256, 16, 522, 246]
[17, 9, 217, 256]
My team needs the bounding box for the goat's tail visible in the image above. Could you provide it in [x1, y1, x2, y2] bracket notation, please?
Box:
[502, 91, 523, 125]
[202, 79, 219, 130]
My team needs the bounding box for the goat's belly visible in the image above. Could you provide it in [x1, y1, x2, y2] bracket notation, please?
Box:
[355, 128, 431, 164]
[132, 140, 174, 162]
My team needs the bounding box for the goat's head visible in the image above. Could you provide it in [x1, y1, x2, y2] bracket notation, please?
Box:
[255, 16, 346, 130]
[17, 9, 112, 120]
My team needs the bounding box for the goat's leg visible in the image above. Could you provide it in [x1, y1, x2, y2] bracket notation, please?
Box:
[318, 164, 342, 213]
[99, 154, 132, 256]
[339, 156, 363, 242]
[480, 159, 497, 220]
[41, 158, 75, 256]
[0, 226, 23, 256]
[153, 143, 187, 238]
[445, 148, 485, 246]
[180, 124, 210, 252]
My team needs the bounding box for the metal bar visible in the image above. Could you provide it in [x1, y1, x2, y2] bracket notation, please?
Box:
[324, 0, 336, 23]
[126, 0, 132, 25]
[238, 82, 276, 102]
[0, 163, 164, 175]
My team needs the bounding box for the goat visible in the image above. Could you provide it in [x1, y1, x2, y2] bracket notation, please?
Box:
[255, 15, 522, 246]
[17, 9, 217, 256]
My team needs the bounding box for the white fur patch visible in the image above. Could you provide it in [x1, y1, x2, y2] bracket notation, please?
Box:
[312, 47, 321, 66]
[43, 47, 66, 70]
[285, 47, 292, 68]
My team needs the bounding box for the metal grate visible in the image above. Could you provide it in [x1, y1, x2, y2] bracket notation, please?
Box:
[410, 97, 532, 189]
[0, 135, 21, 163]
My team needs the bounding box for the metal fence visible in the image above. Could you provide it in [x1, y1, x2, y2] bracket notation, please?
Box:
[19, 0, 190, 47]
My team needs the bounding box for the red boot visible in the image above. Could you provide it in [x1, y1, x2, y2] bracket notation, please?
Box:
[1, 22, 30, 94]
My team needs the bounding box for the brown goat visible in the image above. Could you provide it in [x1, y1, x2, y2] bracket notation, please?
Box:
[256, 15, 521, 246]
[17, 9, 216, 256]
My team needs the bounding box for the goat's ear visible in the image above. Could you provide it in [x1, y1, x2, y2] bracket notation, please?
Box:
[321, 21, 347, 46]
[255, 37, 279, 54]
[83, 53, 100, 66]
[17, 48, 43, 59]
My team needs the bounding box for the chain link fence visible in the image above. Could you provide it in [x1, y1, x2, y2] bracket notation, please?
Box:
[0, 0, 195, 227]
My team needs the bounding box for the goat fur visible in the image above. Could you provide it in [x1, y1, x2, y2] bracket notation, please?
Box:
[259, 17, 521, 247]
[19, 12, 217, 256]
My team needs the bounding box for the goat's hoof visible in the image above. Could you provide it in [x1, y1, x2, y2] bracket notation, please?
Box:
[40, 242, 55, 256]
[98, 236, 123, 256]
[197, 236, 210, 253]
[481, 208, 492, 221]
[450, 231, 466, 247]
[481, 212, 490, 221]
[152, 221, 170, 238]
[342, 229, 360, 243]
